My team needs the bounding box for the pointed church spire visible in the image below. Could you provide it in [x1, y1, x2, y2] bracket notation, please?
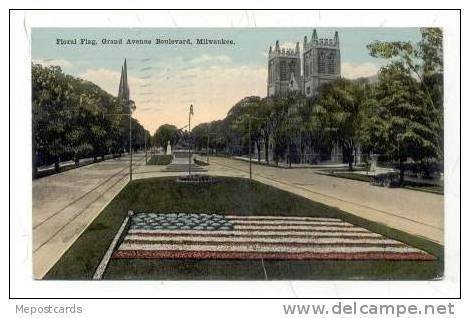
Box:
[303, 35, 308, 48]
[118, 59, 130, 105]
[295, 42, 300, 54]
[123, 58, 129, 101]
[275, 40, 280, 52]
[334, 31, 339, 46]
[118, 65, 124, 99]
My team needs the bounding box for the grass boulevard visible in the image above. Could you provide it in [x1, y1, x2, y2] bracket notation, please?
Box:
[45, 176, 443, 280]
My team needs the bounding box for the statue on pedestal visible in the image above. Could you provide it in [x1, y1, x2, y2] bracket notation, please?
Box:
[166, 140, 172, 155]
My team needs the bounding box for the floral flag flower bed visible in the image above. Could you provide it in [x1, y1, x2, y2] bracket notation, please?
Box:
[112, 213, 435, 261]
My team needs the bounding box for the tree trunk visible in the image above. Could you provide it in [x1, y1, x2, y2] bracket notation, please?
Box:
[399, 157, 405, 185]
[354, 147, 357, 166]
[345, 144, 353, 171]
[264, 138, 269, 165]
[54, 159, 60, 173]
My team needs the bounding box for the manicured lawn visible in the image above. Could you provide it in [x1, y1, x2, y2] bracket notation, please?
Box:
[322, 172, 444, 195]
[146, 155, 173, 165]
[44, 176, 443, 280]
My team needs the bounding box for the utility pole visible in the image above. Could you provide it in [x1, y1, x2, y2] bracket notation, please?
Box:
[144, 133, 147, 164]
[207, 126, 210, 164]
[188, 104, 194, 175]
[249, 116, 252, 181]
[129, 104, 132, 181]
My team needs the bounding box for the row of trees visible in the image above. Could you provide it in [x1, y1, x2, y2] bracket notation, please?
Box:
[190, 28, 443, 181]
[32, 63, 150, 172]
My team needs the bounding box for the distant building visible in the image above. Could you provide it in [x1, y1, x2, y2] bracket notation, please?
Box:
[263, 30, 349, 165]
[267, 29, 341, 98]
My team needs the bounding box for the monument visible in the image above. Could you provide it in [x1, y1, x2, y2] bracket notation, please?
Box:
[166, 140, 172, 155]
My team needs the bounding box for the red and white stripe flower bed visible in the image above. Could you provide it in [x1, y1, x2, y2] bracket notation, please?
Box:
[112, 213, 435, 261]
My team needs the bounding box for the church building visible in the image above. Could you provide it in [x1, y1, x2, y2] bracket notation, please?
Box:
[267, 29, 341, 98]
[262, 29, 347, 165]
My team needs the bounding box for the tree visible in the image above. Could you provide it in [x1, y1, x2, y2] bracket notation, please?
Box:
[32, 63, 150, 174]
[266, 92, 302, 164]
[367, 28, 443, 161]
[153, 124, 180, 149]
[315, 78, 371, 170]
[32, 64, 74, 171]
[373, 63, 440, 183]
[230, 96, 270, 162]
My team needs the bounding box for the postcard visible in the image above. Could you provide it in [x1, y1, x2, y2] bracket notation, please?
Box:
[29, 26, 447, 282]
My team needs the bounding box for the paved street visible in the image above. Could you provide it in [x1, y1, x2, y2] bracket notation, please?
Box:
[32, 153, 146, 279]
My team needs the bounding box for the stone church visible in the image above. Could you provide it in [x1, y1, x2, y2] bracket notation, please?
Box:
[267, 29, 341, 98]
[261, 29, 346, 165]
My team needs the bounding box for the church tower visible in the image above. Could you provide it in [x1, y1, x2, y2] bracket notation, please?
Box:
[267, 40, 301, 97]
[302, 29, 341, 98]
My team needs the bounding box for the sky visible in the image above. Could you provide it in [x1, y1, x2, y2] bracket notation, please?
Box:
[31, 28, 421, 133]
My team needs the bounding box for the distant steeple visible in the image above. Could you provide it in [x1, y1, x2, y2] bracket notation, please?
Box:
[295, 42, 300, 54]
[275, 40, 280, 52]
[118, 58, 130, 105]
[303, 35, 308, 48]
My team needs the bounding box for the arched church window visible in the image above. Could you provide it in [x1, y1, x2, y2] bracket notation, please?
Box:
[318, 52, 326, 73]
[288, 60, 296, 75]
[327, 53, 336, 74]
[280, 61, 287, 80]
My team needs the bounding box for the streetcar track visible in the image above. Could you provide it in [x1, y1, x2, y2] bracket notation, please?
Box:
[33, 156, 144, 230]
[33, 156, 146, 253]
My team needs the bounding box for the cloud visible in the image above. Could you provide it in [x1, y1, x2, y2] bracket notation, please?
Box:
[77, 60, 381, 134]
[188, 54, 232, 65]
[130, 64, 267, 133]
[32, 58, 72, 70]
[341, 62, 379, 79]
